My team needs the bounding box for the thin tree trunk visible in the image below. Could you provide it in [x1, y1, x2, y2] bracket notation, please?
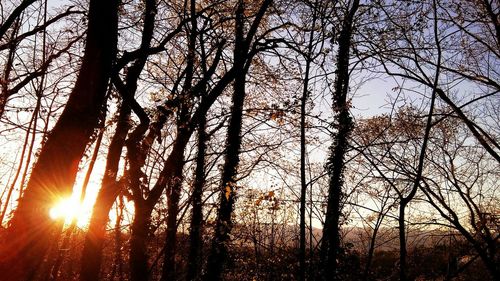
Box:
[49, 126, 104, 281]
[320, 1, 359, 280]
[362, 226, 379, 281]
[202, 0, 272, 278]
[203, 2, 247, 279]
[46, 225, 74, 281]
[398, 203, 408, 281]
[186, 113, 207, 281]
[299, 2, 318, 279]
[0, 0, 119, 279]
[109, 195, 125, 281]
[186, 15, 210, 280]
[18, 93, 43, 197]
[0, 102, 35, 225]
[362, 202, 389, 281]
[161, 0, 197, 277]
[80, 1, 156, 279]
[125, 98, 187, 281]
[398, 2, 441, 278]
[35, 220, 65, 281]
[161, 137, 188, 281]
[18, 0, 48, 199]
[126, 108, 170, 281]
[80, 101, 131, 281]
[0, 153, 17, 211]
[0, 16, 20, 120]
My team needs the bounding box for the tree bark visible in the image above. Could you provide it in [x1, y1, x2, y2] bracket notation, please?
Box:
[130, 201, 153, 281]
[201, 0, 272, 279]
[203, 2, 247, 279]
[320, 1, 359, 280]
[398, 203, 408, 281]
[80, 1, 156, 279]
[48, 126, 104, 281]
[186, 15, 210, 280]
[299, 1, 318, 279]
[186, 113, 207, 281]
[161, 0, 197, 277]
[362, 201, 388, 281]
[161, 132, 190, 281]
[128, 45, 225, 281]
[110, 196, 126, 281]
[0, 0, 118, 280]
[80, 102, 131, 281]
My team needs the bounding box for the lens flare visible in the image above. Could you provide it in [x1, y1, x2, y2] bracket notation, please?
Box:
[49, 198, 77, 220]
[48, 197, 89, 228]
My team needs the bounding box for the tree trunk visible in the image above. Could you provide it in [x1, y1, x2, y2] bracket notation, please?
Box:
[130, 202, 153, 281]
[48, 127, 104, 281]
[203, 2, 247, 279]
[320, 1, 359, 280]
[127, 120, 188, 281]
[201, 0, 272, 278]
[363, 229, 378, 281]
[0, 16, 20, 119]
[161, 0, 197, 276]
[398, 203, 408, 281]
[186, 114, 207, 281]
[80, 1, 156, 278]
[0, 0, 118, 280]
[110, 196, 126, 281]
[186, 30, 210, 281]
[299, 70, 308, 281]
[161, 133, 189, 281]
[362, 213, 385, 281]
[80, 102, 131, 281]
[299, 2, 318, 279]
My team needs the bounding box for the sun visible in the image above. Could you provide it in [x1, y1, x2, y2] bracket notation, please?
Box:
[49, 197, 89, 228]
[49, 198, 78, 220]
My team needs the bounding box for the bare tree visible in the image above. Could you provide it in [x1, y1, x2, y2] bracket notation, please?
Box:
[0, 0, 119, 279]
[0, 0, 37, 40]
[421, 119, 499, 279]
[203, 0, 274, 279]
[320, 1, 359, 280]
[80, 0, 157, 279]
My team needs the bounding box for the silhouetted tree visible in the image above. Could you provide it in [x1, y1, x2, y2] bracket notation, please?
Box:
[80, 0, 157, 280]
[0, 0, 119, 280]
[320, 1, 359, 280]
[203, 0, 273, 279]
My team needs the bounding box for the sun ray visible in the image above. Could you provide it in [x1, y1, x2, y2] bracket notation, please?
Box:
[49, 196, 89, 228]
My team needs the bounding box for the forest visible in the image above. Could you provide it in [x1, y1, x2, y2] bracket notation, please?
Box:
[0, 0, 498, 280]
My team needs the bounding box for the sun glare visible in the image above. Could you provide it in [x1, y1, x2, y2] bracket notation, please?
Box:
[49, 197, 89, 228]
[46, 173, 135, 229]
